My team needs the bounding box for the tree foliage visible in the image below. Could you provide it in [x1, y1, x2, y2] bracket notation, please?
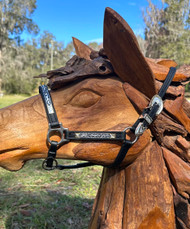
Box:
[1, 33, 74, 94]
[0, 0, 74, 94]
[0, 0, 39, 49]
[144, 0, 190, 65]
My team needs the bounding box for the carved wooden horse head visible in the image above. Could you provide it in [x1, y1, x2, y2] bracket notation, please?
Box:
[0, 7, 190, 228]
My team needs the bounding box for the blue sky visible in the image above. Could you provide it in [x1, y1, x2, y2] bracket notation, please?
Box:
[27, 0, 161, 46]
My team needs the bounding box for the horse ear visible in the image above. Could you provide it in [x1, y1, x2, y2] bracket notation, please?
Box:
[103, 7, 156, 99]
[72, 37, 92, 60]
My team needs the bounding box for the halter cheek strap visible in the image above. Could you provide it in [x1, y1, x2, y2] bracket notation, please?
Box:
[39, 67, 176, 170]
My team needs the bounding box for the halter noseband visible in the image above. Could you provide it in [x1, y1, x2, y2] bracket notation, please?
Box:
[39, 67, 176, 170]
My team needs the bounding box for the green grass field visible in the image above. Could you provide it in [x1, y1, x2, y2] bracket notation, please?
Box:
[0, 94, 30, 109]
[0, 95, 102, 228]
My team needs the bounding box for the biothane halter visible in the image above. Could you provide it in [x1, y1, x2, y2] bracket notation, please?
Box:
[39, 67, 176, 170]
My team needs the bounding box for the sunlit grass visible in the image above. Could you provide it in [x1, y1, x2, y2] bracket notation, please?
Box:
[0, 94, 30, 108]
[0, 160, 102, 228]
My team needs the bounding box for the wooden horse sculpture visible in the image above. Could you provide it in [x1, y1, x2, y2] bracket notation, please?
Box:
[0, 8, 190, 228]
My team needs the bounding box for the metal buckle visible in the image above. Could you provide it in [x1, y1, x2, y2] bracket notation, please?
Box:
[149, 95, 163, 116]
[47, 123, 69, 145]
[124, 127, 138, 144]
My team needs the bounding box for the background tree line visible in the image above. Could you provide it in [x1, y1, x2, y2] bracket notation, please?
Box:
[0, 0, 190, 95]
[143, 0, 190, 92]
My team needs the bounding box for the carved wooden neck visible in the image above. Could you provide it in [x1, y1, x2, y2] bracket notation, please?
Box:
[89, 141, 175, 229]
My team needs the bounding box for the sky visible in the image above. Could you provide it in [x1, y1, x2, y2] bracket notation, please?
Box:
[26, 0, 161, 46]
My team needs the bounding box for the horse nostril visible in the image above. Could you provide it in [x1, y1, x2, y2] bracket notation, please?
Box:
[99, 65, 107, 72]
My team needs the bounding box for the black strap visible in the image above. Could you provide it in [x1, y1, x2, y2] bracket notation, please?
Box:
[109, 67, 176, 167]
[39, 67, 176, 170]
[158, 67, 176, 98]
[110, 140, 133, 168]
[56, 162, 95, 170]
[42, 141, 58, 170]
[67, 131, 125, 141]
[39, 85, 60, 128]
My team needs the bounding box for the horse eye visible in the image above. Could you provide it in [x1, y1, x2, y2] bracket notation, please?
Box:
[69, 91, 101, 108]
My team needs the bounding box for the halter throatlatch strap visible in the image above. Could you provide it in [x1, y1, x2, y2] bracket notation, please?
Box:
[39, 67, 176, 170]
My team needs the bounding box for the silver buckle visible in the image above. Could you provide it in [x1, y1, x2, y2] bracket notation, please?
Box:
[149, 95, 163, 116]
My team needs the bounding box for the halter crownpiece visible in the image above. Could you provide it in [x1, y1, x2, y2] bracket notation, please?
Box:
[39, 67, 176, 170]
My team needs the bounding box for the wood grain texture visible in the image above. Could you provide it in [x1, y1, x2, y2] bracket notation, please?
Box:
[89, 168, 126, 229]
[146, 58, 189, 82]
[163, 147, 190, 199]
[146, 58, 178, 68]
[173, 189, 190, 228]
[183, 98, 190, 118]
[178, 65, 190, 78]
[47, 55, 114, 90]
[103, 7, 156, 99]
[123, 82, 149, 114]
[164, 89, 190, 133]
[90, 141, 175, 229]
[123, 141, 175, 229]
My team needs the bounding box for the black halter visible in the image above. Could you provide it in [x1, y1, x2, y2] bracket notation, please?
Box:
[39, 67, 176, 170]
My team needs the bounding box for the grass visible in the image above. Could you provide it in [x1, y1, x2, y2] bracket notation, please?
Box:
[0, 94, 30, 108]
[0, 160, 102, 229]
[0, 95, 102, 228]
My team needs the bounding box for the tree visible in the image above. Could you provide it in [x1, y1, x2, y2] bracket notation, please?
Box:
[38, 31, 74, 73]
[1, 41, 38, 94]
[143, 0, 165, 58]
[0, 0, 39, 94]
[144, 0, 190, 65]
[88, 42, 102, 50]
[136, 35, 147, 56]
[0, 0, 39, 50]
[0, 1, 76, 95]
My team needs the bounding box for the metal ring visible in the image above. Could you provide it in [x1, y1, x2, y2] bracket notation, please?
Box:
[47, 124, 69, 145]
[42, 158, 58, 170]
[123, 127, 139, 144]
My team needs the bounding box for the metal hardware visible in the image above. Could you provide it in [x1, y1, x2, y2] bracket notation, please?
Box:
[149, 95, 163, 116]
[42, 158, 58, 170]
[123, 127, 139, 144]
[143, 113, 153, 125]
[67, 131, 125, 141]
[135, 122, 146, 136]
[47, 123, 69, 145]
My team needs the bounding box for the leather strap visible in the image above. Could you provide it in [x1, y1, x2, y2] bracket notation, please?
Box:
[109, 140, 133, 168]
[42, 141, 58, 170]
[109, 67, 176, 167]
[158, 67, 176, 98]
[67, 131, 125, 141]
[40, 67, 176, 170]
[39, 85, 60, 128]
[56, 162, 95, 170]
